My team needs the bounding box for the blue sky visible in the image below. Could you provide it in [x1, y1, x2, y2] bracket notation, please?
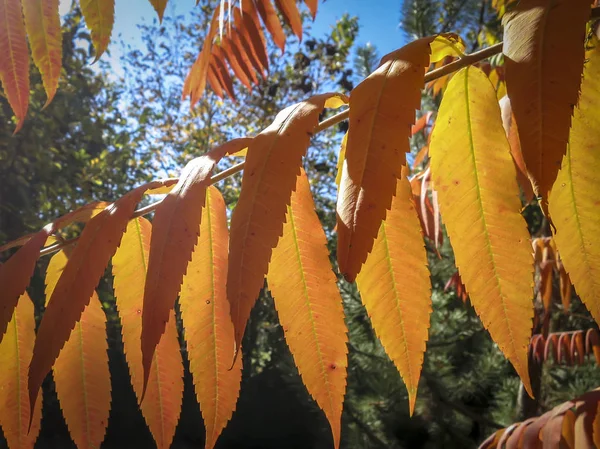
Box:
[59, 0, 406, 71]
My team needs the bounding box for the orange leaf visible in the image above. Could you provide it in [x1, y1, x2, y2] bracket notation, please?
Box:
[179, 186, 242, 449]
[148, 0, 168, 22]
[0, 0, 30, 132]
[303, 0, 317, 19]
[254, 0, 285, 51]
[28, 180, 168, 415]
[499, 95, 535, 203]
[80, 0, 115, 61]
[429, 66, 534, 395]
[141, 141, 249, 394]
[112, 217, 184, 449]
[356, 175, 431, 415]
[45, 249, 111, 449]
[336, 36, 438, 282]
[21, 0, 61, 106]
[503, 0, 592, 205]
[227, 93, 346, 356]
[233, 8, 266, 78]
[0, 227, 50, 339]
[267, 170, 347, 449]
[274, 0, 302, 41]
[220, 37, 253, 90]
[0, 292, 42, 449]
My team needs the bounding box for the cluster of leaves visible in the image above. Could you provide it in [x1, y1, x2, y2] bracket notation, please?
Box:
[529, 329, 600, 366]
[1, 0, 600, 448]
[479, 389, 600, 449]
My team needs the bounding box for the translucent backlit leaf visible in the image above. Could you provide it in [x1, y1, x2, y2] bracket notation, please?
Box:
[356, 175, 431, 415]
[336, 35, 456, 282]
[179, 186, 242, 449]
[112, 217, 183, 449]
[255, 0, 285, 51]
[21, 0, 62, 106]
[503, 0, 592, 205]
[79, 0, 115, 61]
[548, 40, 600, 327]
[0, 227, 50, 340]
[267, 170, 347, 449]
[429, 66, 534, 395]
[0, 0, 30, 132]
[227, 93, 346, 355]
[28, 180, 169, 414]
[45, 250, 111, 449]
[141, 140, 249, 394]
[274, 0, 302, 41]
[0, 292, 42, 449]
[303, 0, 317, 19]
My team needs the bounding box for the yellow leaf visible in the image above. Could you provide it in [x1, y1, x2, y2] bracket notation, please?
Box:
[22, 0, 62, 106]
[356, 175, 431, 416]
[336, 35, 455, 283]
[0, 292, 42, 449]
[179, 186, 242, 449]
[503, 0, 592, 206]
[45, 250, 111, 449]
[80, 0, 115, 61]
[429, 66, 534, 395]
[267, 170, 347, 449]
[227, 93, 346, 356]
[112, 217, 184, 449]
[0, 0, 30, 132]
[549, 40, 600, 327]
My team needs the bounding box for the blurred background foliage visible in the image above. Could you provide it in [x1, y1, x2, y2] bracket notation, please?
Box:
[0, 1, 599, 448]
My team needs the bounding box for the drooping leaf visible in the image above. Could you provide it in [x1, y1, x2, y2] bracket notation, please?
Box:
[112, 217, 183, 449]
[0, 292, 42, 449]
[356, 174, 431, 415]
[45, 250, 111, 449]
[148, 0, 168, 22]
[274, 0, 302, 41]
[21, 0, 61, 106]
[179, 186, 242, 449]
[141, 141, 249, 394]
[548, 40, 600, 327]
[503, 0, 592, 205]
[79, 0, 115, 61]
[28, 180, 169, 414]
[0, 0, 30, 132]
[267, 170, 347, 449]
[227, 93, 346, 355]
[0, 227, 51, 340]
[304, 0, 317, 19]
[336, 35, 459, 282]
[254, 0, 285, 51]
[499, 95, 535, 203]
[429, 66, 534, 395]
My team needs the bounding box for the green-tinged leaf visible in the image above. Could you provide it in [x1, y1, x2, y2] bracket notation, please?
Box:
[80, 0, 115, 61]
[429, 66, 534, 395]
